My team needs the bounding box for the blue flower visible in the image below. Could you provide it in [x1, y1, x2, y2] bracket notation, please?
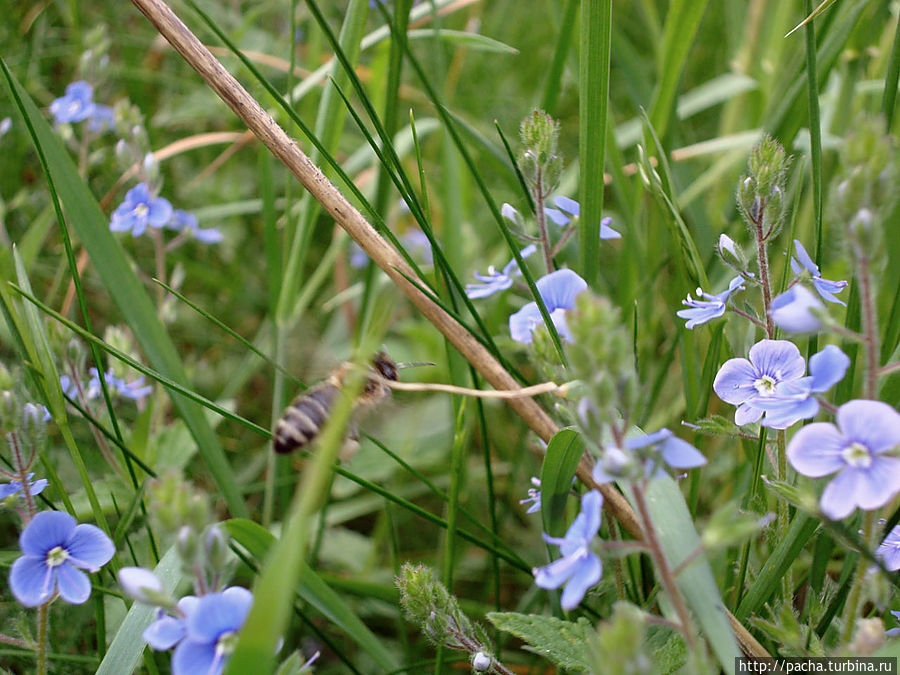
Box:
[713, 339, 807, 427]
[769, 285, 825, 333]
[171, 587, 253, 675]
[87, 368, 153, 401]
[509, 269, 587, 344]
[0, 117, 11, 137]
[676, 275, 745, 329]
[9, 511, 114, 607]
[0, 473, 48, 500]
[168, 210, 224, 244]
[87, 104, 115, 133]
[787, 400, 900, 520]
[533, 490, 603, 610]
[592, 429, 706, 483]
[543, 196, 621, 239]
[110, 183, 173, 237]
[466, 245, 537, 299]
[49, 81, 96, 124]
[790, 240, 847, 305]
[750, 345, 849, 428]
[519, 477, 542, 514]
[877, 526, 900, 572]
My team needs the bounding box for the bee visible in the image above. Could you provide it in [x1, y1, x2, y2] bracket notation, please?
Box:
[273, 352, 398, 455]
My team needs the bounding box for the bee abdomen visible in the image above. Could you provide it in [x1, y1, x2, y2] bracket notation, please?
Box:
[273, 384, 339, 454]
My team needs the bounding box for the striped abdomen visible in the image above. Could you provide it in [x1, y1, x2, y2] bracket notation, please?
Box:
[273, 383, 339, 454]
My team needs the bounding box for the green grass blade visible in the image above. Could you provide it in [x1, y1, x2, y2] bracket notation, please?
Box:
[224, 518, 399, 672]
[626, 476, 741, 671]
[882, 13, 900, 130]
[1, 60, 248, 518]
[735, 514, 820, 621]
[578, 0, 612, 286]
[647, 0, 710, 142]
[97, 547, 183, 675]
[541, 0, 579, 114]
[540, 429, 584, 538]
[803, 0, 824, 262]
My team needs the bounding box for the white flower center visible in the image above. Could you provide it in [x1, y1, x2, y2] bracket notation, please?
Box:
[135, 203, 149, 218]
[841, 442, 872, 468]
[216, 630, 238, 660]
[46, 545, 69, 568]
[753, 375, 777, 395]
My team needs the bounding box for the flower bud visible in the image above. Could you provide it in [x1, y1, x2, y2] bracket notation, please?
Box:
[472, 651, 492, 672]
[21, 403, 48, 448]
[118, 567, 175, 608]
[204, 525, 230, 574]
[176, 525, 199, 564]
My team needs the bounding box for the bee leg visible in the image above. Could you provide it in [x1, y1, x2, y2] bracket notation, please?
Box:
[339, 423, 361, 462]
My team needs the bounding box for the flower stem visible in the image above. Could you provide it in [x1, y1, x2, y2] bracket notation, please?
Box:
[857, 253, 880, 399]
[9, 432, 37, 523]
[752, 206, 775, 338]
[36, 602, 49, 675]
[532, 168, 555, 274]
[632, 482, 696, 649]
[840, 510, 877, 644]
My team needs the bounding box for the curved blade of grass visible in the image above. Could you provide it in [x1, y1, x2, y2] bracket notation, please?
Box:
[226, 348, 380, 674]
[1, 61, 248, 518]
[647, 0, 710, 142]
[578, 0, 612, 285]
[224, 518, 398, 671]
[406, 29, 518, 54]
[625, 476, 741, 671]
[541, 0, 579, 114]
[96, 547, 183, 675]
[540, 429, 584, 538]
[882, 12, 900, 130]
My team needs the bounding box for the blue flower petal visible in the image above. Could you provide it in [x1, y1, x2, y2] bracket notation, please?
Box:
[792, 240, 818, 275]
[9, 555, 54, 607]
[808, 345, 850, 393]
[758, 395, 819, 429]
[599, 217, 621, 240]
[770, 285, 824, 333]
[734, 403, 764, 426]
[787, 422, 846, 477]
[147, 197, 173, 228]
[837, 400, 900, 455]
[172, 639, 218, 675]
[54, 563, 92, 604]
[712, 358, 758, 406]
[536, 269, 587, 310]
[660, 436, 706, 469]
[144, 615, 187, 650]
[559, 553, 601, 611]
[185, 587, 253, 644]
[748, 339, 805, 381]
[66, 523, 115, 571]
[20, 511, 76, 556]
[544, 208, 570, 226]
[553, 196, 579, 216]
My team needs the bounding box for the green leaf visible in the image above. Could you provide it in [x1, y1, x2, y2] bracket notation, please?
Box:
[224, 518, 399, 672]
[0, 59, 248, 518]
[540, 428, 584, 537]
[97, 547, 183, 675]
[406, 29, 518, 54]
[625, 476, 740, 672]
[487, 612, 594, 672]
[735, 514, 820, 621]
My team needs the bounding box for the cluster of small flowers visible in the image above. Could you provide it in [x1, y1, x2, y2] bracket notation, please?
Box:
[61, 367, 152, 404]
[677, 224, 900, 523]
[118, 567, 263, 675]
[110, 182, 222, 243]
[49, 80, 114, 132]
